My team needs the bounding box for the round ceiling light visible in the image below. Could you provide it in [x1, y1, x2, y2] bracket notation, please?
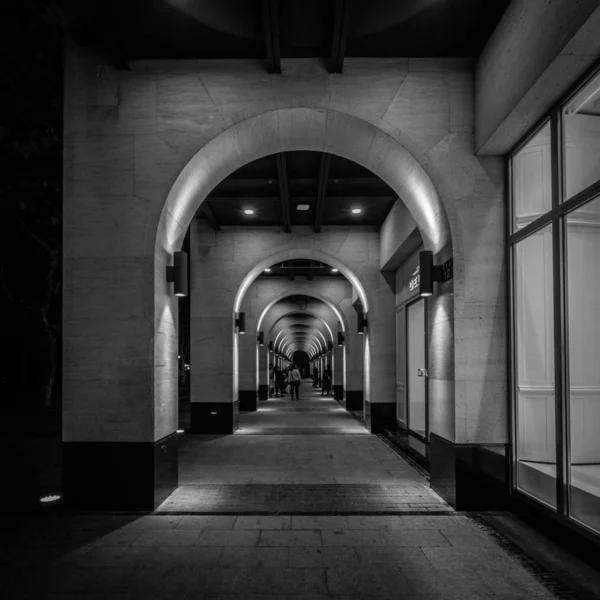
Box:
[296, 204, 310, 211]
[264, 268, 271, 272]
[244, 209, 254, 215]
[351, 208, 362, 215]
[331, 268, 339, 273]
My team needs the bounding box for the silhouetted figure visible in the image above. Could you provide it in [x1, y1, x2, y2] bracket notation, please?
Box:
[289, 364, 301, 400]
[275, 367, 287, 397]
[312, 366, 319, 387]
[269, 363, 275, 397]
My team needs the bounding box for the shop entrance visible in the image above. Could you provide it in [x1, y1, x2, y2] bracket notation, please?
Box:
[406, 298, 428, 439]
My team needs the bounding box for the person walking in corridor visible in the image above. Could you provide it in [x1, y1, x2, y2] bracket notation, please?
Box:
[312, 365, 319, 387]
[275, 367, 287, 397]
[321, 366, 332, 397]
[289, 364, 301, 400]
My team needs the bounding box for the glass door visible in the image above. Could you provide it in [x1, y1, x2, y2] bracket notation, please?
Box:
[406, 298, 428, 439]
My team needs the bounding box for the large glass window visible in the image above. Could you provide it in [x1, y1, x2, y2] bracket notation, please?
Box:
[512, 122, 552, 232]
[510, 66, 600, 540]
[563, 72, 600, 200]
[514, 226, 556, 507]
[566, 195, 600, 531]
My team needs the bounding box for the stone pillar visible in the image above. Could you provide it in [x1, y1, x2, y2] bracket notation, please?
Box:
[189, 223, 238, 434]
[258, 346, 269, 401]
[333, 342, 344, 402]
[345, 313, 364, 412]
[238, 325, 258, 412]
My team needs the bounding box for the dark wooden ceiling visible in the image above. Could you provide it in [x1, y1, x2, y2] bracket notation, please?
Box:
[67, 0, 510, 72]
[197, 151, 396, 230]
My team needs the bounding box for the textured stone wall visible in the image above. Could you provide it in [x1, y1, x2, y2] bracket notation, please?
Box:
[64, 47, 506, 445]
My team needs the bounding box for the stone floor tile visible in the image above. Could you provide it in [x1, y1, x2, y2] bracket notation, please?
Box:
[246, 566, 329, 595]
[196, 530, 260, 547]
[383, 529, 451, 547]
[401, 567, 495, 596]
[345, 516, 406, 530]
[326, 566, 412, 595]
[288, 545, 358, 568]
[131, 530, 200, 547]
[202, 567, 253, 594]
[355, 546, 433, 570]
[439, 528, 498, 547]
[258, 530, 322, 546]
[233, 516, 291, 530]
[321, 530, 386, 546]
[121, 515, 183, 529]
[177, 516, 237, 530]
[88, 529, 142, 547]
[291, 516, 348, 529]
[422, 546, 515, 569]
[218, 546, 289, 567]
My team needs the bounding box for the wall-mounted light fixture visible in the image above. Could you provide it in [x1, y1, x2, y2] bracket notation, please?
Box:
[357, 311, 368, 335]
[337, 332, 345, 346]
[257, 331, 264, 346]
[268, 341, 273, 351]
[166, 251, 188, 297]
[328, 341, 334, 351]
[235, 312, 246, 334]
[419, 250, 452, 297]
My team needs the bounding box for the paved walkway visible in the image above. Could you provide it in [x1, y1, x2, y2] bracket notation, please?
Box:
[0, 386, 565, 599]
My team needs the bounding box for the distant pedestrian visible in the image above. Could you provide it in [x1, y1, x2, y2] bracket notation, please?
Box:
[269, 363, 275, 397]
[312, 366, 319, 387]
[321, 367, 332, 396]
[289, 364, 301, 400]
[275, 367, 287, 397]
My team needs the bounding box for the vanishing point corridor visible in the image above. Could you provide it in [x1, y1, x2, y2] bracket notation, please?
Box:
[2, 382, 568, 599]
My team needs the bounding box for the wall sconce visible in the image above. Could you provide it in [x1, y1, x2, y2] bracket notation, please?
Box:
[337, 332, 345, 346]
[357, 312, 367, 335]
[268, 341, 273, 351]
[419, 250, 448, 297]
[166, 251, 188, 297]
[328, 341, 334, 351]
[235, 312, 246, 334]
[257, 331, 264, 346]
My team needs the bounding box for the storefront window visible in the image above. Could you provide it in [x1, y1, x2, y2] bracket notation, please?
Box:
[514, 226, 556, 508]
[566, 195, 600, 532]
[563, 72, 600, 200]
[512, 122, 552, 232]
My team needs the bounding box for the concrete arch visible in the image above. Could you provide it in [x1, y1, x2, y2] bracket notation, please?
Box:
[156, 108, 451, 256]
[234, 248, 369, 316]
[276, 327, 327, 353]
[257, 290, 348, 334]
[268, 311, 334, 342]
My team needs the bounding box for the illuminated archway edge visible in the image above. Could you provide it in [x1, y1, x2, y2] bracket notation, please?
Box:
[277, 329, 326, 354]
[257, 290, 348, 336]
[269, 311, 334, 343]
[235, 249, 368, 316]
[158, 107, 449, 255]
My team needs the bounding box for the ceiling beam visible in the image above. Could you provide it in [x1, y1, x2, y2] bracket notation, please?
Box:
[201, 201, 221, 231]
[214, 177, 385, 189]
[329, 0, 352, 74]
[261, 0, 281, 74]
[276, 153, 292, 233]
[314, 154, 331, 233]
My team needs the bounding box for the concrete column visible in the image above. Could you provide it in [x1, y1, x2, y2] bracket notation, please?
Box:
[345, 313, 364, 412]
[258, 346, 268, 401]
[238, 324, 258, 412]
[334, 343, 344, 401]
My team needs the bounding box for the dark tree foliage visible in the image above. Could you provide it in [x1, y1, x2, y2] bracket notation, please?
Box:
[0, 1, 66, 417]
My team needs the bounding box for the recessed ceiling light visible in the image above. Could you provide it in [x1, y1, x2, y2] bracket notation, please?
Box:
[264, 268, 271, 272]
[297, 204, 310, 211]
[351, 208, 362, 214]
[244, 209, 254, 215]
[331, 268, 338, 273]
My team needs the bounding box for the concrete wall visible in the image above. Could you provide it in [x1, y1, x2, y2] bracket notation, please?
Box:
[64, 47, 506, 445]
[475, 0, 600, 154]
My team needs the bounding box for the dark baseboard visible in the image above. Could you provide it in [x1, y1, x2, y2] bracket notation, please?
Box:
[190, 401, 239, 434]
[364, 401, 396, 433]
[333, 385, 344, 401]
[429, 433, 509, 510]
[345, 390, 363, 412]
[258, 385, 269, 401]
[62, 433, 178, 511]
[239, 390, 258, 411]
[380, 426, 429, 470]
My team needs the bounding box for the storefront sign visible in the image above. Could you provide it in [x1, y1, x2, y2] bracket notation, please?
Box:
[440, 258, 453, 282]
[408, 265, 420, 292]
